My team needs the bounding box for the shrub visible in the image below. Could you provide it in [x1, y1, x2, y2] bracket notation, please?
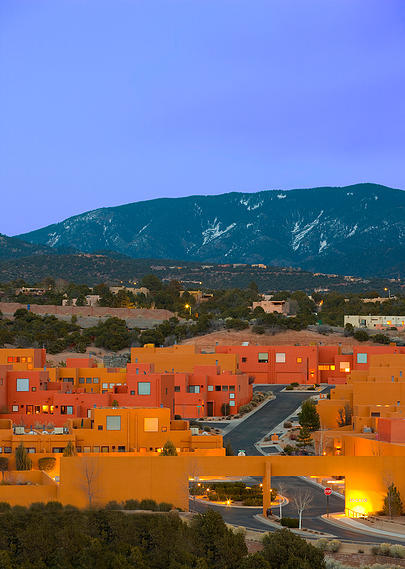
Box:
[327, 539, 341, 552]
[105, 501, 122, 510]
[139, 499, 158, 511]
[158, 502, 173, 511]
[242, 497, 262, 506]
[45, 501, 63, 512]
[15, 443, 32, 471]
[63, 441, 77, 457]
[161, 440, 178, 456]
[124, 499, 140, 510]
[29, 502, 46, 512]
[280, 517, 299, 528]
[291, 382, 299, 387]
[38, 457, 56, 472]
[314, 538, 328, 551]
[285, 385, 294, 391]
[0, 502, 11, 513]
[252, 325, 265, 334]
[0, 457, 9, 479]
[353, 329, 369, 342]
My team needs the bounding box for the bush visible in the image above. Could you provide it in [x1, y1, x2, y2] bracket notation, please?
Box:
[283, 421, 292, 428]
[314, 538, 328, 551]
[123, 499, 140, 510]
[15, 443, 32, 471]
[280, 517, 299, 528]
[291, 382, 299, 387]
[353, 329, 369, 342]
[139, 499, 158, 511]
[45, 501, 63, 512]
[158, 502, 173, 511]
[105, 501, 122, 510]
[38, 457, 56, 472]
[327, 539, 341, 552]
[373, 333, 391, 345]
[0, 502, 11, 512]
[242, 497, 262, 506]
[285, 385, 294, 391]
[252, 325, 265, 334]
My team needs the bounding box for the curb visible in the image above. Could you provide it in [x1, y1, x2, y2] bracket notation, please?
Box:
[321, 515, 405, 541]
[253, 514, 336, 539]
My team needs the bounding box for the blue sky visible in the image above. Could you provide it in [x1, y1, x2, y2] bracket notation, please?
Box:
[1, 0, 405, 235]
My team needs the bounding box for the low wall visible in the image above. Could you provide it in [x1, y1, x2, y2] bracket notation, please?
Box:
[0, 470, 57, 506]
[0, 303, 175, 329]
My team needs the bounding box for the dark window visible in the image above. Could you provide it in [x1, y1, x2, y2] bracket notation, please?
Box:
[98, 425, 103, 430]
[118, 446, 125, 452]
[222, 386, 228, 391]
[79, 378, 85, 384]
[93, 377, 99, 384]
[101, 446, 109, 453]
[229, 385, 235, 391]
[215, 386, 221, 391]
[242, 357, 247, 363]
[4, 447, 11, 454]
[174, 386, 180, 392]
[187, 385, 200, 393]
[86, 378, 92, 384]
[371, 412, 380, 417]
[130, 390, 135, 395]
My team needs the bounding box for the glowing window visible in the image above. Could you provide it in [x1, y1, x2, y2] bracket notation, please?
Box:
[318, 365, 330, 371]
[357, 353, 367, 364]
[258, 352, 269, 363]
[276, 352, 286, 363]
[12, 405, 19, 412]
[144, 418, 159, 432]
[330, 365, 336, 371]
[297, 357, 302, 363]
[339, 362, 351, 373]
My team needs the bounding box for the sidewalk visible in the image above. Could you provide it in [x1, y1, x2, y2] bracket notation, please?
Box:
[322, 513, 405, 541]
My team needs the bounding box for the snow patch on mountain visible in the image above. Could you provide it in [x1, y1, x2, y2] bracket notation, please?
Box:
[291, 211, 324, 251]
[347, 224, 358, 238]
[201, 220, 236, 246]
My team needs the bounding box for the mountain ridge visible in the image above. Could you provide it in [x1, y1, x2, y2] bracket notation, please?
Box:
[16, 183, 405, 277]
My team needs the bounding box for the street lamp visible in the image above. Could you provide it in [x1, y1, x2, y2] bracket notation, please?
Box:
[384, 287, 391, 298]
[184, 304, 192, 315]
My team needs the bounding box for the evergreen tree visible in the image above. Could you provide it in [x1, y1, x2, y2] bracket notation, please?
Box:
[161, 440, 178, 456]
[298, 399, 320, 431]
[296, 426, 313, 448]
[225, 442, 234, 456]
[63, 440, 77, 457]
[383, 483, 403, 517]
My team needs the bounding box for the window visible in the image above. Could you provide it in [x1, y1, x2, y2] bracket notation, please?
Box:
[371, 412, 380, 417]
[86, 378, 92, 384]
[4, 447, 11, 454]
[138, 382, 151, 395]
[297, 357, 302, 363]
[221, 385, 228, 391]
[230, 393, 235, 399]
[93, 446, 100, 453]
[27, 357, 32, 363]
[215, 385, 221, 391]
[242, 357, 247, 363]
[102, 383, 108, 389]
[61, 405, 73, 415]
[106, 416, 121, 431]
[118, 446, 125, 452]
[187, 385, 200, 394]
[101, 446, 109, 453]
[83, 446, 91, 453]
[229, 385, 235, 391]
[258, 352, 268, 363]
[144, 418, 159, 432]
[93, 377, 99, 384]
[318, 365, 330, 371]
[63, 377, 74, 383]
[330, 365, 336, 371]
[136, 368, 139, 374]
[130, 390, 135, 395]
[31, 387, 36, 392]
[229, 401, 235, 407]
[275, 352, 286, 363]
[208, 385, 214, 391]
[12, 405, 19, 412]
[174, 386, 180, 392]
[357, 353, 367, 364]
[339, 362, 350, 373]
[79, 377, 85, 384]
[27, 448, 35, 454]
[21, 357, 26, 363]
[7, 357, 13, 363]
[16, 378, 29, 392]
[26, 405, 33, 414]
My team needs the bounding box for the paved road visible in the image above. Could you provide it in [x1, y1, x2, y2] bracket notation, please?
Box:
[203, 386, 405, 544]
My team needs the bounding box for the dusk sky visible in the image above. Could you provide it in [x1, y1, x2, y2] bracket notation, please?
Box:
[1, 0, 405, 236]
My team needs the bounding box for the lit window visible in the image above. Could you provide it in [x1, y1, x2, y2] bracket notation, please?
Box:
[102, 383, 108, 389]
[27, 357, 32, 363]
[230, 393, 235, 399]
[7, 357, 13, 363]
[339, 362, 351, 373]
[130, 390, 135, 395]
[357, 353, 367, 364]
[297, 357, 302, 363]
[16, 378, 29, 392]
[276, 353, 286, 363]
[318, 365, 330, 371]
[93, 377, 99, 384]
[12, 405, 19, 412]
[207, 385, 214, 391]
[144, 418, 159, 432]
[330, 365, 335, 371]
[67, 406, 73, 415]
[258, 352, 269, 363]
[138, 382, 151, 395]
[229, 401, 236, 407]
[187, 385, 200, 393]
[106, 416, 121, 431]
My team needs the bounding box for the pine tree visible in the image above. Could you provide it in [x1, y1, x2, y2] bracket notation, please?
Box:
[298, 399, 320, 431]
[161, 440, 178, 456]
[225, 442, 234, 456]
[296, 426, 313, 448]
[15, 443, 32, 471]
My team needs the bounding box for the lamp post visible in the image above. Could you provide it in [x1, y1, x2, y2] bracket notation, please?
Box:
[184, 304, 192, 316]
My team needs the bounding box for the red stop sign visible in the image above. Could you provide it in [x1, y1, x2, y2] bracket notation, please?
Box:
[324, 487, 332, 496]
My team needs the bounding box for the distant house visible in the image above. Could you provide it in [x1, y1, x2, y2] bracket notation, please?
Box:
[252, 300, 288, 315]
[344, 315, 405, 331]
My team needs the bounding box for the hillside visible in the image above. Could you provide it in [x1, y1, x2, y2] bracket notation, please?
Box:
[17, 183, 405, 277]
[0, 234, 54, 259]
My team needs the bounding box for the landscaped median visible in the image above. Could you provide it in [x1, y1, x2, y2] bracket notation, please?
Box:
[190, 481, 281, 508]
